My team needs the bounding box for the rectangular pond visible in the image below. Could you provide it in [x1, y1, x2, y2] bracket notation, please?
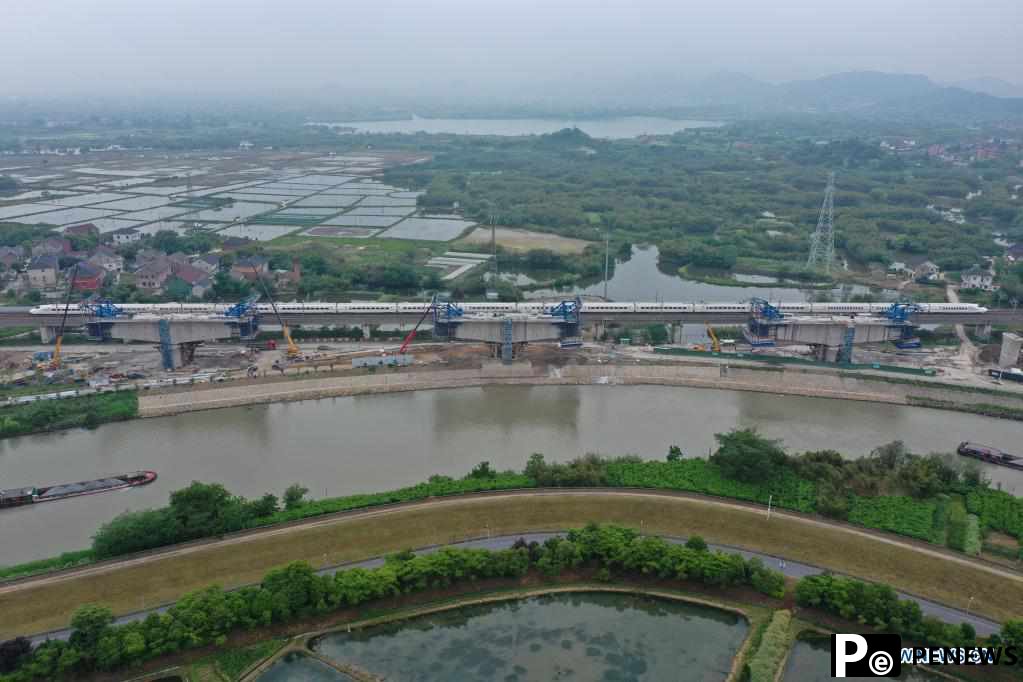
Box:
[310, 592, 747, 681]
[379, 216, 476, 241]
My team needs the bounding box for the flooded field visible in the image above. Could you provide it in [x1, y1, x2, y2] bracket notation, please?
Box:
[310, 592, 747, 681]
[379, 216, 477, 241]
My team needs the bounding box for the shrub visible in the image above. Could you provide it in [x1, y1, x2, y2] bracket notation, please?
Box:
[747, 610, 792, 682]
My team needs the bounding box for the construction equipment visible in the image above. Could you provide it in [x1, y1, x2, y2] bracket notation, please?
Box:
[398, 296, 436, 355]
[46, 264, 79, 370]
[706, 324, 721, 353]
[255, 277, 300, 359]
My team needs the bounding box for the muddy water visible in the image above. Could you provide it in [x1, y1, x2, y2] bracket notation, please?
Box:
[2, 384, 1020, 562]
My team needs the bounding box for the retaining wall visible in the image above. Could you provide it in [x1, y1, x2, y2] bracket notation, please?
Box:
[138, 361, 1023, 418]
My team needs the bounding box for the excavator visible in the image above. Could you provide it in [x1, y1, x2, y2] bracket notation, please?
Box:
[706, 324, 721, 354]
[255, 276, 300, 361]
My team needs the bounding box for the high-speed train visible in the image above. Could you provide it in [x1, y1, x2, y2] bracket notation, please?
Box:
[29, 301, 989, 316]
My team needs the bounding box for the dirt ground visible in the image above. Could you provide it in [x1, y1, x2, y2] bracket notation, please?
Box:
[456, 226, 595, 254]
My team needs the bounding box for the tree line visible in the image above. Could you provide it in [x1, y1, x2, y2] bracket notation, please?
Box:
[19, 430, 1011, 573]
[0, 524, 784, 680]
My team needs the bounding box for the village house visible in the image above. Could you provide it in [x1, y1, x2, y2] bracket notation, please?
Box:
[887, 262, 913, 277]
[230, 255, 269, 282]
[0, 246, 25, 269]
[133, 248, 165, 268]
[31, 237, 71, 258]
[70, 262, 104, 292]
[64, 223, 99, 239]
[1007, 244, 1023, 263]
[191, 253, 221, 275]
[26, 255, 59, 289]
[961, 265, 995, 291]
[135, 259, 172, 292]
[110, 227, 141, 245]
[170, 262, 212, 298]
[913, 261, 942, 282]
[87, 245, 124, 274]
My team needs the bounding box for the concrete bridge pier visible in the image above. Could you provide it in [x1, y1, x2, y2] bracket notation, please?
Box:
[38, 325, 57, 344]
[672, 322, 684, 345]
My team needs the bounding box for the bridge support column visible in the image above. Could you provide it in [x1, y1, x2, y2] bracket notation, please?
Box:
[38, 325, 56, 344]
[974, 324, 992, 342]
[672, 323, 684, 345]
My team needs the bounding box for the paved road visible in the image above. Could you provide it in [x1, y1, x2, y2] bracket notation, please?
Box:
[26, 531, 1000, 645]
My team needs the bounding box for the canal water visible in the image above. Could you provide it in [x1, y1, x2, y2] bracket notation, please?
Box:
[524, 245, 892, 303]
[783, 638, 948, 681]
[1, 385, 1021, 563]
[258, 652, 353, 682]
[308, 592, 747, 681]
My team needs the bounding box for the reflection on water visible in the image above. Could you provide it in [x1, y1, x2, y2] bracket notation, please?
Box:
[784, 638, 947, 681]
[1, 385, 1021, 562]
[431, 385, 580, 435]
[258, 652, 353, 682]
[312, 592, 747, 681]
[526, 245, 895, 303]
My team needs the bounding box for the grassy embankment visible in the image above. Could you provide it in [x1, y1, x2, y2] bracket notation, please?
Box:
[3, 492, 1022, 640]
[0, 391, 137, 439]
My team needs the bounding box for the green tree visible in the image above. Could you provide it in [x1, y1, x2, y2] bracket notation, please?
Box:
[684, 535, 708, 551]
[164, 276, 193, 301]
[283, 483, 308, 511]
[69, 604, 115, 661]
[667, 445, 683, 462]
[168, 481, 239, 539]
[468, 461, 497, 480]
[711, 429, 788, 483]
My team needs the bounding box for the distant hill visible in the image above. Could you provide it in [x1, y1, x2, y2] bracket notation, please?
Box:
[950, 77, 1023, 99]
[687, 71, 1023, 122]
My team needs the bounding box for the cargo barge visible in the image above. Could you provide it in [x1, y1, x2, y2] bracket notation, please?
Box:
[957, 443, 1023, 471]
[0, 471, 157, 509]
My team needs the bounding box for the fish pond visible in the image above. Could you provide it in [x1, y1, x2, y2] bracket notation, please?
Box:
[306, 592, 748, 681]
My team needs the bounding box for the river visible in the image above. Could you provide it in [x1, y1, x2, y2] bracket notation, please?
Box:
[313, 116, 723, 139]
[1, 385, 1021, 563]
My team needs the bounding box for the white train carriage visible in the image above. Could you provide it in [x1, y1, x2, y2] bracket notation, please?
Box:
[580, 302, 636, 313]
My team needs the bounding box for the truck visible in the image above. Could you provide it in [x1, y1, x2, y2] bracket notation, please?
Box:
[989, 368, 1023, 383]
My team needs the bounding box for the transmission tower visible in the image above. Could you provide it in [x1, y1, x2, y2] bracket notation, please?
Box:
[806, 172, 836, 273]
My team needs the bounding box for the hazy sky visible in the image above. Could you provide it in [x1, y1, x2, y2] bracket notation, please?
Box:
[3, 0, 1020, 98]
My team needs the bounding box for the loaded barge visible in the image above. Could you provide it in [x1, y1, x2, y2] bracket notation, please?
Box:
[0, 471, 157, 509]
[957, 443, 1023, 471]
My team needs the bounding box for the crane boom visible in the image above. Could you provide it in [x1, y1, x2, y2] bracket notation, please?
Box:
[255, 276, 300, 359]
[49, 264, 79, 370]
[398, 296, 436, 355]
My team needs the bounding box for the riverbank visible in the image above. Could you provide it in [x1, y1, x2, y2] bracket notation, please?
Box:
[137, 359, 1023, 422]
[0, 391, 137, 439]
[3, 490, 1020, 639]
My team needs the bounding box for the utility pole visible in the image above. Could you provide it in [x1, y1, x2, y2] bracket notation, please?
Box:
[491, 215, 497, 277]
[766, 494, 773, 520]
[603, 224, 611, 300]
